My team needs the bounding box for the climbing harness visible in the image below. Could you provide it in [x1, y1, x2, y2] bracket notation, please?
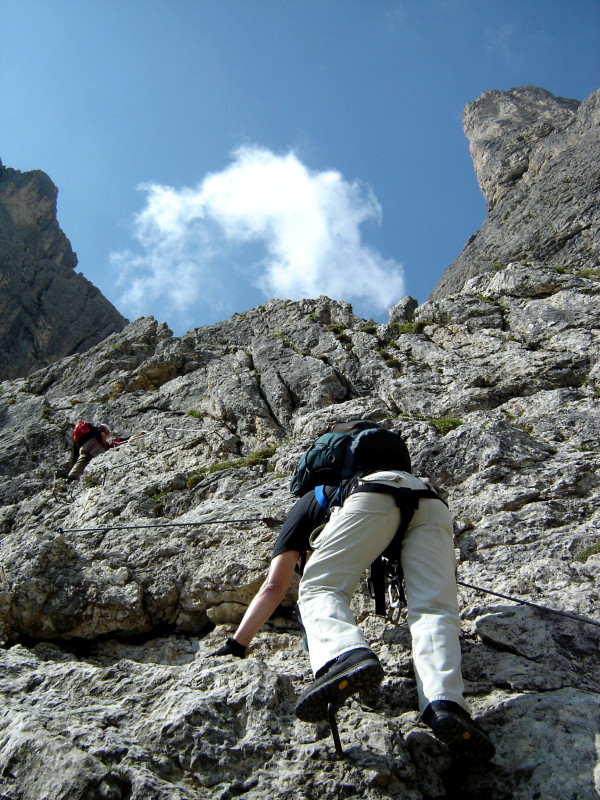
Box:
[457, 579, 600, 630]
[367, 556, 406, 625]
[353, 482, 444, 618]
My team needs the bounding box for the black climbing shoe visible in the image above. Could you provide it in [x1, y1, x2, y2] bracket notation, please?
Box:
[422, 700, 496, 761]
[295, 647, 384, 723]
[210, 638, 247, 659]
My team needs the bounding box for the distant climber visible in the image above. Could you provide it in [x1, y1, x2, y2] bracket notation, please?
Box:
[67, 421, 144, 480]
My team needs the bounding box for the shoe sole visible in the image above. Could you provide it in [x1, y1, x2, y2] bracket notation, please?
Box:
[432, 715, 496, 761]
[295, 658, 384, 723]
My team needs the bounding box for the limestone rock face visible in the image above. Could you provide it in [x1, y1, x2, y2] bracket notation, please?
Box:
[0, 159, 127, 380]
[1, 87, 600, 799]
[1, 271, 600, 798]
[430, 87, 600, 299]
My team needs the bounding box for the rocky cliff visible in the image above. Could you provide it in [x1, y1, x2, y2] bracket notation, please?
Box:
[430, 87, 600, 299]
[0, 159, 127, 380]
[0, 88, 599, 800]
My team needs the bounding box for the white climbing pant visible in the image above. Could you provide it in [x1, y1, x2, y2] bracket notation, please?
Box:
[298, 471, 469, 715]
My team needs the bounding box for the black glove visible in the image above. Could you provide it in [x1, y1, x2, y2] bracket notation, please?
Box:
[211, 637, 247, 659]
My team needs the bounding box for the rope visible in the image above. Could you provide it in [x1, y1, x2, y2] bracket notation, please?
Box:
[99, 442, 188, 482]
[98, 426, 228, 482]
[110, 432, 148, 448]
[457, 579, 600, 630]
[164, 426, 226, 441]
[56, 516, 275, 534]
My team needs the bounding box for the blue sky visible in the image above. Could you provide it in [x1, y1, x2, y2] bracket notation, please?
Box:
[1, 1, 598, 336]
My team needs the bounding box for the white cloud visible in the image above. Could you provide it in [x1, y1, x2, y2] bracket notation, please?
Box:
[113, 146, 405, 324]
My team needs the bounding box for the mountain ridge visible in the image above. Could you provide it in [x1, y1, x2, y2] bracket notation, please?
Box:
[0, 158, 127, 380]
[429, 86, 600, 300]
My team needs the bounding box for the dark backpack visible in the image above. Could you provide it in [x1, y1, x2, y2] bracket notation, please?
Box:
[347, 426, 412, 477]
[289, 419, 379, 497]
[289, 419, 411, 497]
[73, 421, 98, 447]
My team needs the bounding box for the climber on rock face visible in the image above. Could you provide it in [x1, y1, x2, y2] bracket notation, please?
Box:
[67, 421, 145, 480]
[288, 421, 496, 762]
[215, 418, 496, 762]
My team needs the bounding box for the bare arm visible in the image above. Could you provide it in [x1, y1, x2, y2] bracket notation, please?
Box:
[232, 550, 300, 647]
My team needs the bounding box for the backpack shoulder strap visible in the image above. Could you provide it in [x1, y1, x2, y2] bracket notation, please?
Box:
[314, 485, 340, 510]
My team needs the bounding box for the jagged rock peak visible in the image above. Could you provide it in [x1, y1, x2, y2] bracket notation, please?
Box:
[464, 86, 581, 212]
[0, 159, 128, 380]
[430, 86, 600, 300]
